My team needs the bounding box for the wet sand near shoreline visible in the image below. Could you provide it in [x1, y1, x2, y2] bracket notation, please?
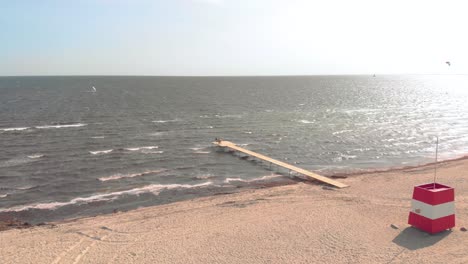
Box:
[1, 158, 467, 264]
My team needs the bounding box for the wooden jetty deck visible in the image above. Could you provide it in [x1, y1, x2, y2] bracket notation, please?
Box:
[213, 140, 348, 189]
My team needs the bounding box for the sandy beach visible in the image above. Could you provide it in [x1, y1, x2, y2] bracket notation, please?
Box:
[1, 158, 467, 264]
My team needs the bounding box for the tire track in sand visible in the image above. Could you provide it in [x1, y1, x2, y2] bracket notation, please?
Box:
[51, 237, 86, 264]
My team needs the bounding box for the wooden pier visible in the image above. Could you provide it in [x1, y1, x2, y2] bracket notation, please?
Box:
[213, 140, 348, 189]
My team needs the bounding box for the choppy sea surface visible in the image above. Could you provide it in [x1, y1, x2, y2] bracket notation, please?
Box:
[1, 75, 468, 223]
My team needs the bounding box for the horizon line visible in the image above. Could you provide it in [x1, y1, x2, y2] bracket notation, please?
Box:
[1, 73, 467, 78]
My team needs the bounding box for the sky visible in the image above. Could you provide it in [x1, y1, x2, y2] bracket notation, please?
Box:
[1, 0, 468, 76]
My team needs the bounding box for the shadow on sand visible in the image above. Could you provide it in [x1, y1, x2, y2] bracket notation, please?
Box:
[392, 227, 452, 250]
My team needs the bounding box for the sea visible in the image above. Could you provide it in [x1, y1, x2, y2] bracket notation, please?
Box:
[1, 75, 468, 224]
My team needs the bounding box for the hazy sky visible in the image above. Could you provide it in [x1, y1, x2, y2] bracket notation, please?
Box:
[1, 0, 467, 76]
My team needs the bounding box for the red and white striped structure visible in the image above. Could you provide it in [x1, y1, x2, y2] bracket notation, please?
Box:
[408, 183, 455, 234]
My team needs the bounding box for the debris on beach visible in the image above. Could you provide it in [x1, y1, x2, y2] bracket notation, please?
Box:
[331, 175, 348, 179]
[0, 220, 31, 231]
[390, 224, 399, 229]
[461, 227, 467, 232]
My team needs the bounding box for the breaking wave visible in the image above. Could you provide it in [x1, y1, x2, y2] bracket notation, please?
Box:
[143, 151, 164, 154]
[152, 119, 180, 123]
[98, 169, 167, 182]
[192, 174, 217, 180]
[224, 174, 282, 184]
[332, 130, 354, 135]
[90, 149, 113, 155]
[190, 147, 211, 154]
[214, 114, 243, 118]
[35, 123, 87, 129]
[125, 146, 158, 151]
[332, 154, 358, 162]
[148, 132, 167, 137]
[190, 147, 206, 151]
[16, 185, 37, 190]
[0, 127, 30, 132]
[0, 182, 213, 213]
[27, 154, 44, 159]
[298, 119, 314, 124]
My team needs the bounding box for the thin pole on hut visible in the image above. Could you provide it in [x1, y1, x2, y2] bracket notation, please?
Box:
[433, 136, 439, 189]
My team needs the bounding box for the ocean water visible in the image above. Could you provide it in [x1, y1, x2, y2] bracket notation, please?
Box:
[1, 75, 468, 223]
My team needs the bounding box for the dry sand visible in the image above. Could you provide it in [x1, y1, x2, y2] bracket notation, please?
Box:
[1, 158, 467, 264]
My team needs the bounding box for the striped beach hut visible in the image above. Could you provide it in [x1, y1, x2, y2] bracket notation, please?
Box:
[408, 183, 455, 234]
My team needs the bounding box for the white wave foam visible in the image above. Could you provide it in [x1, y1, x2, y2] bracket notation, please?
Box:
[190, 147, 208, 151]
[0, 182, 213, 213]
[194, 151, 210, 154]
[353, 147, 371, 152]
[332, 129, 354, 135]
[341, 154, 357, 160]
[0, 194, 7, 198]
[214, 114, 243, 119]
[148, 132, 166, 137]
[193, 174, 216, 180]
[243, 131, 253, 134]
[332, 154, 357, 162]
[98, 169, 166, 182]
[16, 185, 36, 190]
[0, 127, 30, 131]
[125, 146, 159, 151]
[298, 119, 314, 124]
[90, 149, 113, 155]
[224, 174, 282, 184]
[27, 154, 44, 159]
[142, 150, 164, 154]
[152, 119, 179, 123]
[91, 136, 105, 139]
[36, 123, 87, 129]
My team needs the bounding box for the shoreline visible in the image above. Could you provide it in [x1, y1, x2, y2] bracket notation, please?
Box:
[1, 155, 467, 232]
[329, 154, 468, 177]
[1, 157, 467, 263]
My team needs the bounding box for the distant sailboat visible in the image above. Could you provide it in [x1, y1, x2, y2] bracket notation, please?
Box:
[91, 86, 97, 93]
[373, 74, 376, 77]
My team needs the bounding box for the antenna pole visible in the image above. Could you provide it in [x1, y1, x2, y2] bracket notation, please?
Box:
[433, 136, 439, 188]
